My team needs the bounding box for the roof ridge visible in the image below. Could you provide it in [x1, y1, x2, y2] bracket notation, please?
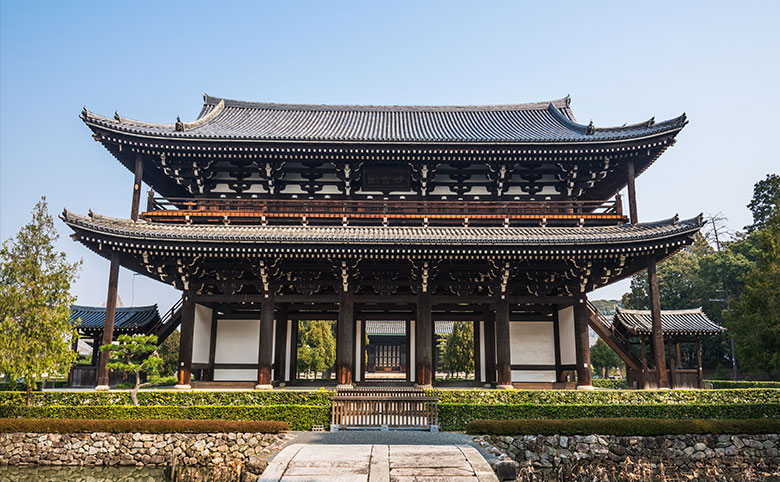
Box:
[203, 94, 572, 112]
[617, 307, 705, 315]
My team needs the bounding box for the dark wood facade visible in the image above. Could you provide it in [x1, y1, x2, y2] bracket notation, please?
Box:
[65, 95, 701, 389]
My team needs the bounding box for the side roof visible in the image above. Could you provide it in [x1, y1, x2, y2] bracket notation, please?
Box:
[71, 304, 160, 335]
[613, 307, 726, 336]
[81, 94, 687, 144]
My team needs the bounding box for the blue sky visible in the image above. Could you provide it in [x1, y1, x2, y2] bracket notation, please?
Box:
[1, 1, 778, 309]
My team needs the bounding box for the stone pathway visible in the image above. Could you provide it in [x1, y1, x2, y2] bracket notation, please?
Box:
[259, 444, 499, 481]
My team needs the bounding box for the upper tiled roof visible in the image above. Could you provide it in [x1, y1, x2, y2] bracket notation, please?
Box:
[80, 95, 687, 144]
[613, 307, 726, 336]
[61, 210, 703, 248]
[71, 305, 160, 335]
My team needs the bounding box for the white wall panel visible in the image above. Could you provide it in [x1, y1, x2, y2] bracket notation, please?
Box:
[213, 369, 256, 381]
[511, 370, 556, 382]
[509, 321, 555, 365]
[214, 319, 260, 364]
[558, 306, 576, 365]
[192, 304, 212, 364]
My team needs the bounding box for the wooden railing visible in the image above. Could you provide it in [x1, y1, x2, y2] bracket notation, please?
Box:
[142, 196, 626, 227]
[331, 387, 438, 430]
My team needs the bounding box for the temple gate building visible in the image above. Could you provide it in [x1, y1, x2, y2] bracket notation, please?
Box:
[63, 95, 701, 390]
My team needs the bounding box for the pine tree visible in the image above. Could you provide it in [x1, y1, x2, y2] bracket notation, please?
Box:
[101, 334, 162, 406]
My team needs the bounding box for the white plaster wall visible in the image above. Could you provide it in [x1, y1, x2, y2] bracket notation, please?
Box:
[270, 320, 277, 380]
[213, 369, 256, 381]
[509, 322, 555, 365]
[214, 319, 260, 364]
[479, 321, 486, 382]
[284, 320, 292, 382]
[409, 320, 416, 383]
[511, 370, 557, 382]
[558, 306, 576, 365]
[192, 304, 212, 364]
[354, 320, 362, 382]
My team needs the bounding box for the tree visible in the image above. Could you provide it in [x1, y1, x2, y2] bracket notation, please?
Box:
[443, 321, 474, 379]
[101, 334, 162, 405]
[296, 320, 336, 379]
[746, 173, 780, 232]
[590, 338, 622, 378]
[0, 197, 81, 406]
[156, 330, 180, 378]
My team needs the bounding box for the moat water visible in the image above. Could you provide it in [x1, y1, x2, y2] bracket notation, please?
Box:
[0, 465, 167, 481]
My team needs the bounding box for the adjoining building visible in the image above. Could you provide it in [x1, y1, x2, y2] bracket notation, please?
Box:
[63, 94, 704, 390]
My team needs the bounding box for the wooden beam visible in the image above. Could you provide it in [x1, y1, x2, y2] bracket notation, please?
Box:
[495, 295, 512, 388]
[415, 291, 433, 387]
[256, 295, 275, 388]
[573, 294, 592, 387]
[626, 159, 638, 225]
[647, 254, 669, 388]
[336, 289, 354, 385]
[96, 252, 120, 389]
[177, 291, 195, 388]
[130, 154, 144, 221]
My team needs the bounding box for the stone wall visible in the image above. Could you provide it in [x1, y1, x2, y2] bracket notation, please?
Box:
[0, 431, 293, 471]
[476, 433, 780, 481]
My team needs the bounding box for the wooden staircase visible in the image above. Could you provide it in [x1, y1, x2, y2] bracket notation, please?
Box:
[586, 301, 642, 371]
[150, 297, 183, 344]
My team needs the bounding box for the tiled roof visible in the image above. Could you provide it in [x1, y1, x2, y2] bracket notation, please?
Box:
[71, 305, 160, 335]
[613, 307, 726, 336]
[61, 210, 703, 248]
[80, 95, 686, 144]
[364, 320, 456, 335]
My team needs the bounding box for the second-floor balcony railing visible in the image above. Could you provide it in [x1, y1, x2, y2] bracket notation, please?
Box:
[142, 196, 626, 227]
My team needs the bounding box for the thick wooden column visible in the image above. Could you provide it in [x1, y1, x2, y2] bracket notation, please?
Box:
[552, 307, 563, 383]
[573, 295, 593, 388]
[336, 289, 354, 386]
[130, 154, 144, 221]
[176, 291, 195, 389]
[256, 295, 275, 389]
[668, 339, 677, 389]
[695, 337, 704, 388]
[273, 304, 288, 383]
[91, 334, 101, 367]
[95, 251, 120, 390]
[640, 337, 648, 389]
[207, 309, 218, 382]
[626, 159, 638, 225]
[647, 255, 669, 388]
[495, 295, 512, 389]
[483, 308, 496, 384]
[415, 291, 433, 387]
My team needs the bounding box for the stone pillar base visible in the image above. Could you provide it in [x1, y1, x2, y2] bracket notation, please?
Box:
[336, 384, 354, 390]
[254, 384, 273, 390]
[173, 384, 192, 390]
[94, 385, 110, 392]
[496, 384, 514, 390]
[576, 384, 595, 390]
[414, 384, 433, 390]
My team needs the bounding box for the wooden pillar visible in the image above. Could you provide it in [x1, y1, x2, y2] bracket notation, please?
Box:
[95, 251, 120, 390]
[176, 291, 195, 389]
[207, 310, 218, 382]
[483, 308, 496, 384]
[647, 255, 669, 388]
[626, 159, 638, 225]
[336, 289, 354, 386]
[667, 338, 676, 389]
[273, 304, 288, 383]
[415, 291, 433, 387]
[552, 307, 563, 383]
[473, 318, 481, 383]
[130, 154, 144, 222]
[494, 295, 512, 388]
[640, 337, 648, 389]
[289, 319, 299, 381]
[256, 295, 275, 389]
[695, 337, 704, 388]
[91, 334, 101, 366]
[573, 295, 593, 388]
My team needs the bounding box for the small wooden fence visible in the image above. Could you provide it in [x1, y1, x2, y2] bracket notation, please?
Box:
[331, 388, 439, 431]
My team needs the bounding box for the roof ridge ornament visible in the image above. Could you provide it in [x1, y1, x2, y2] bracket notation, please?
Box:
[586, 120, 595, 135]
[175, 116, 185, 132]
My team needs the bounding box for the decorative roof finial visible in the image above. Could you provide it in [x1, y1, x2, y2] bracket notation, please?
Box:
[565, 94, 571, 107]
[114, 111, 121, 122]
[586, 120, 595, 135]
[175, 116, 185, 132]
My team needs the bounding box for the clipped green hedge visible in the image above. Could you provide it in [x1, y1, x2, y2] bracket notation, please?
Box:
[426, 388, 780, 406]
[591, 378, 628, 389]
[707, 380, 780, 389]
[0, 405, 329, 431]
[439, 403, 780, 431]
[0, 389, 333, 407]
[465, 418, 780, 436]
[0, 418, 288, 434]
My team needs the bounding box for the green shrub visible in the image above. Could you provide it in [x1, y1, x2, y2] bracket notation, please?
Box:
[438, 403, 780, 431]
[465, 418, 780, 436]
[426, 388, 780, 406]
[706, 380, 780, 389]
[0, 389, 333, 407]
[0, 405, 329, 431]
[0, 418, 287, 434]
[591, 378, 628, 389]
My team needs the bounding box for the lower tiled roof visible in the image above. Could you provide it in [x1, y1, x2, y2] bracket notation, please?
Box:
[613, 307, 726, 336]
[71, 305, 160, 335]
[61, 210, 703, 248]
